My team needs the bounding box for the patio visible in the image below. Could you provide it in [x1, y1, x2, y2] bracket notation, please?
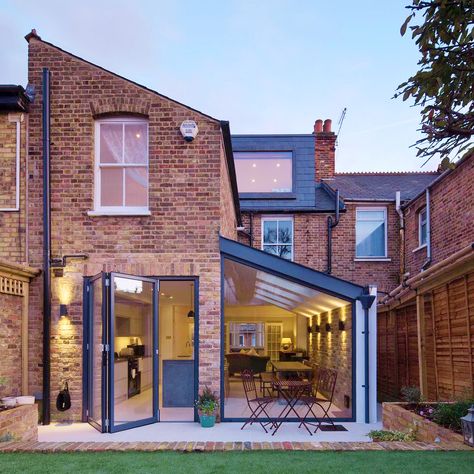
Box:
[38, 419, 382, 443]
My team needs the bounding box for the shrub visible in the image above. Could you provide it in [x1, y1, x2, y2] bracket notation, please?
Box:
[368, 429, 417, 442]
[432, 400, 474, 432]
[400, 386, 422, 404]
[195, 386, 219, 416]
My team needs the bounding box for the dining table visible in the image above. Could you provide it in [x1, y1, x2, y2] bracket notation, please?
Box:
[270, 361, 313, 377]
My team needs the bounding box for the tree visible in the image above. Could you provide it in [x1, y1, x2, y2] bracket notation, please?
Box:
[395, 1, 474, 164]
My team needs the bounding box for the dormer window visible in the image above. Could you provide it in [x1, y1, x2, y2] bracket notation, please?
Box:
[91, 117, 149, 216]
[234, 151, 293, 194]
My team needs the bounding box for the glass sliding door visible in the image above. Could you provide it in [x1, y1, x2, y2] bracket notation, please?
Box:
[109, 273, 159, 432]
[87, 273, 107, 431]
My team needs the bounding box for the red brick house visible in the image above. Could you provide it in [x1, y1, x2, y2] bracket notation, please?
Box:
[0, 31, 471, 435]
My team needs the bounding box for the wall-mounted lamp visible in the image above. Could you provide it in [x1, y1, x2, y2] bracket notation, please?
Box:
[187, 310, 195, 319]
[325, 323, 332, 332]
[59, 304, 69, 320]
[339, 320, 346, 331]
[314, 324, 320, 333]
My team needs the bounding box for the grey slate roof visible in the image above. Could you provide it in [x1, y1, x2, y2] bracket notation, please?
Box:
[323, 173, 440, 202]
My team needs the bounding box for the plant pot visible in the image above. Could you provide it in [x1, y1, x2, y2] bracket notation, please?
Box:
[200, 414, 216, 428]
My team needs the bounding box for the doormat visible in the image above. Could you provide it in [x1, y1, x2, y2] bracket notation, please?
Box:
[319, 425, 347, 432]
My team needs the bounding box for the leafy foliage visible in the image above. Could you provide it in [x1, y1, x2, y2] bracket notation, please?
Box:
[395, 1, 474, 163]
[195, 386, 219, 416]
[368, 429, 417, 441]
[400, 385, 422, 403]
[432, 400, 474, 432]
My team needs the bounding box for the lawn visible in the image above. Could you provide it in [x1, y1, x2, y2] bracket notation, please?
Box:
[0, 451, 473, 474]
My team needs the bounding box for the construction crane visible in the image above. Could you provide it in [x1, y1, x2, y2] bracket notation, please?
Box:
[335, 107, 347, 146]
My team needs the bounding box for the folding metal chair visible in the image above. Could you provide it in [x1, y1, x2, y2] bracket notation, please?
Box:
[241, 369, 276, 433]
[299, 368, 338, 432]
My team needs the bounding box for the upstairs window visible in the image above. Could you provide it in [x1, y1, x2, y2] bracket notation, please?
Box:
[262, 217, 293, 260]
[419, 207, 427, 246]
[234, 151, 293, 193]
[355, 208, 387, 258]
[93, 117, 149, 214]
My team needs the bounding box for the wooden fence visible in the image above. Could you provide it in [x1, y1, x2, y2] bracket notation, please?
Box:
[377, 271, 474, 402]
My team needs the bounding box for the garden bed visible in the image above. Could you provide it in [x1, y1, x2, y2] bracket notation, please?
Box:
[382, 402, 465, 445]
[0, 405, 38, 442]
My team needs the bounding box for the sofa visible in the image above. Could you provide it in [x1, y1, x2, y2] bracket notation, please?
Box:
[225, 353, 270, 376]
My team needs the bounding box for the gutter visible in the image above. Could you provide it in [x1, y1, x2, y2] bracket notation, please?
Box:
[220, 121, 242, 227]
[381, 242, 474, 305]
[42, 68, 51, 425]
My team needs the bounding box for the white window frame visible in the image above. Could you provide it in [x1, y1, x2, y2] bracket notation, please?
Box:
[418, 207, 427, 247]
[261, 216, 294, 261]
[89, 117, 150, 216]
[355, 207, 388, 260]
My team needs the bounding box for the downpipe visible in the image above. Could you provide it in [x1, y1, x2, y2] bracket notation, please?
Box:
[326, 190, 340, 274]
[42, 68, 51, 425]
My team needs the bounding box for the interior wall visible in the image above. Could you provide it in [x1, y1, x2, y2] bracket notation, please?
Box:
[311, 304, 352, 414]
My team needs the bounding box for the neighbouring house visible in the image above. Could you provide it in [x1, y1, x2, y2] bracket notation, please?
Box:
[0, 31, 378, 433]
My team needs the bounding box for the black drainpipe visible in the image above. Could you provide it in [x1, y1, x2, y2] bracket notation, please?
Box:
[326, 189, 340, 274]
[42, 68, 51, 425]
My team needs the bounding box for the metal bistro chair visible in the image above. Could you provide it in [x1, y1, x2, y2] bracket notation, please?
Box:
[241, 369, 276, 433]
[299, 368, 338, 432]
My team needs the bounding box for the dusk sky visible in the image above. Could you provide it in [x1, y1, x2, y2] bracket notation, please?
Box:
[0, 0, 437, 172]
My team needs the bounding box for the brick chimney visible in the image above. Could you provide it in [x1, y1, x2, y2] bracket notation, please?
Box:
[314, 118, 336, 181]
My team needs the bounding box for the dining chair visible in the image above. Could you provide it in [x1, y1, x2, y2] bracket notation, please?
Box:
[241, 369, 276, 433]
[299, 367, 338, 432]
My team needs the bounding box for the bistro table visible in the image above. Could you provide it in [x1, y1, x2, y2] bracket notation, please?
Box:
[271, 379, 313, 435]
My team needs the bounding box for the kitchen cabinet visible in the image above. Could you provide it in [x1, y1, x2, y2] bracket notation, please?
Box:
[114, 360, 128, 403]
[139, 357, 152, 391]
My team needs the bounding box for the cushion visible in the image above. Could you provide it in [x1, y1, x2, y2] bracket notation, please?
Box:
[239, 349, 247, 354]
[247, 347, 258, 356]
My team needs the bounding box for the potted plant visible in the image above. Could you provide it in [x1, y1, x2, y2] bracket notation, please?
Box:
[195, 386, 219, 428]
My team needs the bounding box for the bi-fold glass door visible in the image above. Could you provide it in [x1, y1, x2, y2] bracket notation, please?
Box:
[86, 272, 159, 433]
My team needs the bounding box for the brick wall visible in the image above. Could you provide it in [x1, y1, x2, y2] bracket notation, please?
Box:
[0, 113, 27, 264]
[310, 304, 352, 416]
[0, 294, 23, 398]
[241, 203, 400, 294]
[0, 405, 38, 442]
[382, 402, 465, 445]
[25, 36, 237, 420]
[404, 154, 474, 276]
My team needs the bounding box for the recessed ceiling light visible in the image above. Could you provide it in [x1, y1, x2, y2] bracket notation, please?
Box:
[251, 179, 255, 183]
[273, 178, 277, 183]
[135, 133, 141, 138]
[160, 292, 165, 296]
[276, 163, 280, 167]
[252, 163, 257, 168]
[169, 296, 173, 299]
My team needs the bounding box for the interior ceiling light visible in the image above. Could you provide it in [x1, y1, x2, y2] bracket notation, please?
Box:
[273, 179, 277, 183]
[276, 163, 280, 167]
[251, 179, 255, 183]
[252, 163, 256, 167]
[135, 133, 141, 138]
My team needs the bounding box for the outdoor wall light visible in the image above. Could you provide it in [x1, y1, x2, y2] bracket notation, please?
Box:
[339, 320, 346, 331]
[325, 323, 331, 332]
[59, 304, 69, 320]
[187, 310, 195, 319]
[314, 324, 320, 333]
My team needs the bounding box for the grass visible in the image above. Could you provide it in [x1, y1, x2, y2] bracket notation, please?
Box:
[0, 451, 473, 474]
